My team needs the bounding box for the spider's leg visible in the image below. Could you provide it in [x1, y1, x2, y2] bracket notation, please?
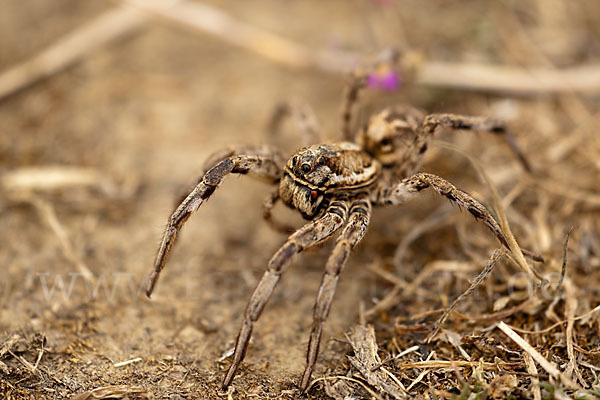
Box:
[147, 146, 285, 297]
[420, 113, 532, 171]
[374, 172, 543, 261]
[222, 201, 349, 390]
[262, 189, 295, 234]
[341, 71, 368, 142]
[268, 98, 321, 147]
[341, 49, 400, 142]
[299, 197, 371, 392]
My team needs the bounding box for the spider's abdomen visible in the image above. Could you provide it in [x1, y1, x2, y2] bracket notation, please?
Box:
[279, 142, 380, 218]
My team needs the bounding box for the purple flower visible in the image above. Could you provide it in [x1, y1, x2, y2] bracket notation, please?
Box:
[367, 67, 401, 92]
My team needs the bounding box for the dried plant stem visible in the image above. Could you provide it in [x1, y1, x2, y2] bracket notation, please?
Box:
[3, 1, 600, 102]
[564, 279, 586, 387]
[396, 360, 498, 370]
[419, 62, 600, 96]
[425, 248, 505, 343]
[310, 376, 386, 400]
[14, 195, 96, 286]
[498, 321, 580, 391]
[523, 352, 542, 400]
[0, 5, 146, 101]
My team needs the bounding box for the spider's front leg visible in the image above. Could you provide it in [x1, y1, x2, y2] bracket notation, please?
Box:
[222, 201, 349, 391]
[147, 145, 285, 297]
[374, 172, 543, 261]
[420, 113, 532, 171]
[299, 197, 371, 392]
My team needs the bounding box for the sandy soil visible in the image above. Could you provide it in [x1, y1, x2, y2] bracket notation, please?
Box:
[1, 1, 600, 399]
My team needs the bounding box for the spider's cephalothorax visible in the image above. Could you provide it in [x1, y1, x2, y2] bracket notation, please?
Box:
[146, 72, 541, 394]
[280, 143, 380, 218]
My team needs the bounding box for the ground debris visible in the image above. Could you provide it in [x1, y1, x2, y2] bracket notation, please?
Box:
[324, 325, 406, 400]
[71, 385, 149, 400]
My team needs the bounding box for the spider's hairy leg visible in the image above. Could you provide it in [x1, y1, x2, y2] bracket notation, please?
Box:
[374, 172, 543, 261]
[262, 189, 295, 234]
[268, 98, 321, 147]
[147, 146, 284, 297]
[299, 197, 371, 393]
[341, 49, 400, 142]
[341, 71, 368, 142]
[420, 113, 532, 171]
[222, 201, 349, 391]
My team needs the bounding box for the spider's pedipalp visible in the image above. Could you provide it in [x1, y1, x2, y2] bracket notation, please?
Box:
[222, 201, 348, 390]
[299, 196, 371, 392]
[147, 146, 284, 297]
[375, 172, 542, 261]
[262, 189, 295, 234]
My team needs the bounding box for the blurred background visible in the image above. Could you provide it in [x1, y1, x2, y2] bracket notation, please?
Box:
[1, 1, 599, 398]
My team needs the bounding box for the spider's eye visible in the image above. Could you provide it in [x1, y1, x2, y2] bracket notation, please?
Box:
[301, 163, 311, 173]
[380, 137, 392, 146]
[317, 157, 325, 166]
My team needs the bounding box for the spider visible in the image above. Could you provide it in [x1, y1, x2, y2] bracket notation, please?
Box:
[146, 67, 541, 394]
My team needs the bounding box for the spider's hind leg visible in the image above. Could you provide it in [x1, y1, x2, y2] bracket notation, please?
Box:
[420, 113, 532, 171]
[147, 145, 285, 297]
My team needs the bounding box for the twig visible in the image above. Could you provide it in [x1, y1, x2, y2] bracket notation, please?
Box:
[507, 304, 600, 335]
[497, 321, 580, 391]
[523, 352, 542, 400]
[8, 346, 44, 377]
[419, 62, 600, 96]
[345, 325, 406, 399]
[71, 385, 147, 400]
[564, 280, 586, 387]
[1, 166, 118, 196]
[365, 285, 401, 319]
[0, 5, 147, 101]
[12, 195, 96, 285]
[425, 248, 505, 343]
[405, 351, 435, 392]
[32, 339, 44, 375]
[113, 357, 142, 368]
[370, 345, 420, 372]
[558, 227, 573, 289]
[121, 0, 356, 73]
[393, 204, 455, 269]
[314, 375, 386, 400]
[3, 1, 600, 103]
[395, 360, 498, 370]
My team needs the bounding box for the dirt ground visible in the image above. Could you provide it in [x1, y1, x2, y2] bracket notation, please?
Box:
[1, 1, 600, 399]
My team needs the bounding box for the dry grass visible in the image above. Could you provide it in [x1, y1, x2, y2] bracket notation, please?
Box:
[1, 1, 599, 399]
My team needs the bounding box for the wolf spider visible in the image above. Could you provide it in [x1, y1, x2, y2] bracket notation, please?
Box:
[146, 70, 541, 393]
